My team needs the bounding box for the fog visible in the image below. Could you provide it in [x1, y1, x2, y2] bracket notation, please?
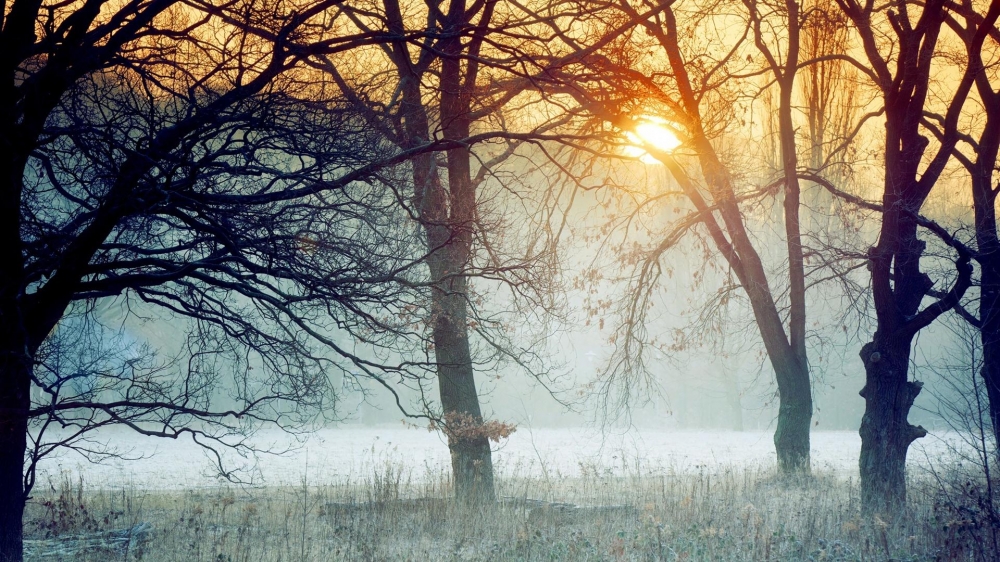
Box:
[34, 163, 977, 490]
[33, 424, 971, 491]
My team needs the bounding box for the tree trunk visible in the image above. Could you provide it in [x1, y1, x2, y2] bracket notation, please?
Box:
[772, 0, 812, 476]
[695, 152, 814, 476]
[982, 324, 1000, 451]
[971, 121, 1000, 453]
[858, 340, 927, 514]
[0, 323, 30, 562]
[432, 0, 497, 503]
[379, 0, 497, 502]
[773, 360, 812, 474]
[832, 0, 967, 514]
[430, 275, 495, 503]
[977, 234, 1000, 453]
[1, 138, 29, 560]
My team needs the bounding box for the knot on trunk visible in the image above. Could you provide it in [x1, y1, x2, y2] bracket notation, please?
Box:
[958, 256, 973, 276]
[906, 423, 928, 444]
[902, 380, 924, 408]
[860, 342, 883, 370]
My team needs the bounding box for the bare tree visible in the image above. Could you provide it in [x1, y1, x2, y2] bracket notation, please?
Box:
[320, 0, 582, 502]
[831, 0, 989, 513]
[0, 1, 519, 559]
[536, 0, 819, 474]
[922, 317, 999, 560]
[921, 0, 1000, 456]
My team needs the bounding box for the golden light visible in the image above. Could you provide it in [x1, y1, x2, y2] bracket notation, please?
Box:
[624, 119, 682, 163]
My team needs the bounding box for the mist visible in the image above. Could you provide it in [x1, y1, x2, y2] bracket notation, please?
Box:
[6, 0, 1000, 560]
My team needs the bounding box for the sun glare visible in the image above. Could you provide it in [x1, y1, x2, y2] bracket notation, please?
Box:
[624, 120, 682, 164]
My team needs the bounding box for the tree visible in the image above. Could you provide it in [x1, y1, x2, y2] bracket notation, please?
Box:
[538, 0, 818, 474]
[744, 0, 813, 474]
[324, 0, 579, 502]
[923, 0, 1000, 455]
[0, 1, 493, 559]
[383, 0, 502, 502]
[831, 0, 987, 513]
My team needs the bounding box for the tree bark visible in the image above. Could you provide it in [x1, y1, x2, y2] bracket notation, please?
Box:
[430, 282, 495, 503]
[980, 248, 1000, 449]
[969, 104, 1000, 452]
[856, 215, 932, 514]
[973, 167, 1000, 451]
[0, 304, 30, 562]
[858, 340, 927, 514]
[1, 48, 30, 560]
[773, 359, 812, 473]
[0, 371, 28, 562]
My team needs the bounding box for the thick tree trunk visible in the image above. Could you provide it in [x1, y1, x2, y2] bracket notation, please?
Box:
[971, 124, 1000, 453]
[982, 330, 1000, 450]
[858, 340, 927, 514]
[773, 361, 812, 474]
[0, 396, 27, 562]
[977, 251, 1000, 454]
[1, 140, 30, 561]
[980, 246, 1000, 450]
[0, 323, 30, 562]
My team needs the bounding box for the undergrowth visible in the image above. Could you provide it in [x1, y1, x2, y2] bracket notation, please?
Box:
[22, 459, 999, 561]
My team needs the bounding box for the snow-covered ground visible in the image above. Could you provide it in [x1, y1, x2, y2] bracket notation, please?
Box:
[32, 426, 971, 490]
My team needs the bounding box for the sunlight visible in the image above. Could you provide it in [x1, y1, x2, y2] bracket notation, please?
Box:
[624, 119, 682, 163]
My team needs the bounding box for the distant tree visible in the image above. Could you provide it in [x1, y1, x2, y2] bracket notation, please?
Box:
[801, 0, 858, 178]
[538, 0, 820, 474]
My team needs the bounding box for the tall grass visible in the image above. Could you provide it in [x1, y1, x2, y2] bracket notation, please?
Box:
[23, 456, 998, 561]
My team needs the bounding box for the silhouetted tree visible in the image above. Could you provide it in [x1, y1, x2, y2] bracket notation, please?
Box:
[832, 0, 986, 513]
[0, 2, 494, 559]
[922, 0, 1000, 455]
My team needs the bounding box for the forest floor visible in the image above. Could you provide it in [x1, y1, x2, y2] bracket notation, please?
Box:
[21, 459, 999, 561]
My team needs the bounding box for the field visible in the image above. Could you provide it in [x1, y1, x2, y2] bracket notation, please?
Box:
[20, 428, 998, 561]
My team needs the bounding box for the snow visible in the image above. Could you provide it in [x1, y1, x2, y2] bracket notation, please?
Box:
[32, 426, 968, 490]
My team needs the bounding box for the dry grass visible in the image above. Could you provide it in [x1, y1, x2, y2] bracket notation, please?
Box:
[22, 458, 999, 561]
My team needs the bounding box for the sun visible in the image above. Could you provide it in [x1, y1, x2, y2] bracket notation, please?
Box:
[623, 119, 682, 163]
[635, 122, 682, 152]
